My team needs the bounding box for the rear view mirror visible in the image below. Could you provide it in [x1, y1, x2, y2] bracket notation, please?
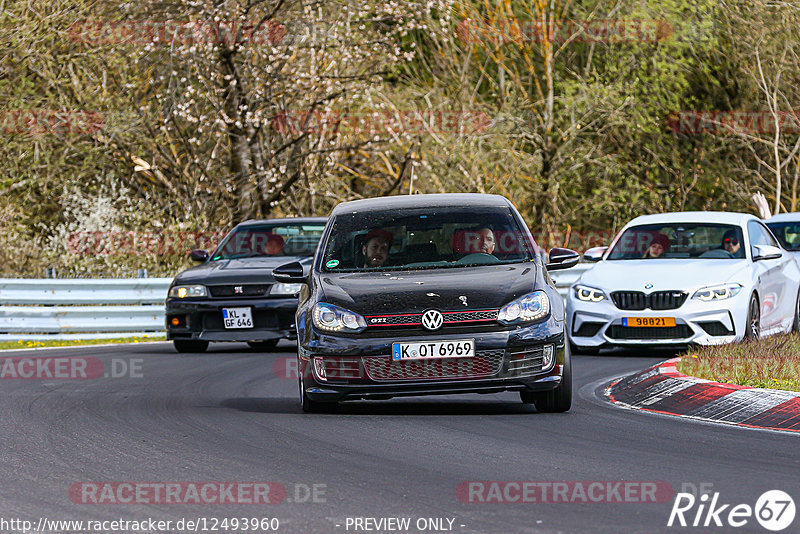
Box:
[752, 245, 783, 261]
[546, 248, 580, 271]
[189, 249, 209, 262]
[583, 246, 607, 262]
[273, 261, 306, 283]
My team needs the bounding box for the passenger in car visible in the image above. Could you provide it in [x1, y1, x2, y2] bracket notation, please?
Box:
[362, 229, 393, 268]
[264, 234, 285, 255]
[642, 233, 670, 258]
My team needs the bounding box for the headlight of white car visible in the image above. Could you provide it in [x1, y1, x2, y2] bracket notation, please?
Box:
[313, 303, 367, 332]
[692, 283, 742, 301]
[271, 283, 304, 295]
[574, 284, 606, 302]
[497, 291, 550, 324]
[168, 284, 207, 298]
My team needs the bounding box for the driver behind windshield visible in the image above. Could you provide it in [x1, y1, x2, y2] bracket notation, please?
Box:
[721, 229, 744, 258]
[362, 229, 393, 268]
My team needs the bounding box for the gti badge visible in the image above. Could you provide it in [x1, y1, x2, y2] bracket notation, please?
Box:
[421, 309, 444, 331]
[644, 284, 653, 289]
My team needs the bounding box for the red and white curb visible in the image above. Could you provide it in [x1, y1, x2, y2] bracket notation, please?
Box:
[606, 357, 800, 433]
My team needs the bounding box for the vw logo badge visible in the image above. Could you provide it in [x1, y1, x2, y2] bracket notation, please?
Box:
[644, 284, 653, 289]
[421, 309, 444, 331]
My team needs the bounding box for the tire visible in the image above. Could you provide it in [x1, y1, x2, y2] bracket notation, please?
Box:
[569, 340, 601, 356]
[745, 293, 761, 340]
[247, 339, 279, 351]
[793, 291, 800, 333]
[173, 339, 209, 353]
[520, 345, 572, 413]
[297, 354, 338, 413]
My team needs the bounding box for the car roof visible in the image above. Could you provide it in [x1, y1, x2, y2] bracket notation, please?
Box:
[331, 193, 512, 214]
[766, 212, 800, 223]
[624, 211, 760, 227]
[236, 217, 328, 227]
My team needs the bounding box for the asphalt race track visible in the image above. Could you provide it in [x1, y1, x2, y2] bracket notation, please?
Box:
[2, 342, 799, 534]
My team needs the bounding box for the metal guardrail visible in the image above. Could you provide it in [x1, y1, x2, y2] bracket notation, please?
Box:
[0, 264, 594, 341]
[0, 278, 171, 341]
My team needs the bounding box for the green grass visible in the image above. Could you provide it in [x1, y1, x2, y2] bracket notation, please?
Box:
[0, 335, 166, 351]
[678, 334, 800, 392]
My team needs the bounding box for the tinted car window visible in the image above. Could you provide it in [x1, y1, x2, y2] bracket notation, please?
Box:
[211, 223, 326, 260]
[607, 223, 745, 259]
[320, 206, 535, 271]
[765, 221, 800, 250]
[748, 220, 780, 251]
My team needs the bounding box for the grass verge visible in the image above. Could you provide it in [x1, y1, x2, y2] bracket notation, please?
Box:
[0, 335, 166, 351]
[677, 334, 800, 392]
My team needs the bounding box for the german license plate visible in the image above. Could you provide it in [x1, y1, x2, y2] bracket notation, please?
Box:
[622, 317, 676, 327]
[392, 339, 475, 360]
[222, 307, 253, 329]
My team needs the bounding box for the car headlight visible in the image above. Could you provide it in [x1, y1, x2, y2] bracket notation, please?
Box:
[168, 285, 207, 298]
[692, 283, 742, 301]
[574, 284, 606, 302]
[271, 283, 303, 295]
[312, 303, 367, 332]
[497, 291, 550, 325]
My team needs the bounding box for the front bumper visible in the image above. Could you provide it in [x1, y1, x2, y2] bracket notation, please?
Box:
[566, 290, 749, 347]
[166, 297, 297, 342]
[298, 324, 566, 402]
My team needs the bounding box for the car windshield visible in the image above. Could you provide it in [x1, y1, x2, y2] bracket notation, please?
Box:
[321, 206, 535, 272]
[211, 223, 326, 260]
[607, 223, 745, 260]
[766, 221, 800, 251]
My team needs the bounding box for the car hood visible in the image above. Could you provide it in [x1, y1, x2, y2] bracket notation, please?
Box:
[173, 256, 312, 285]
[318, 264, 540, 314]
[577, 259, 750, 292]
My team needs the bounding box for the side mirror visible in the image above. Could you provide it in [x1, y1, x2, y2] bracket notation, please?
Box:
[753, 245, 783, 261]
[583, 246, 607, 262]
[546, 248, 580, 271]
[273, 261, 306, 283]
[189, 249, 209, 262]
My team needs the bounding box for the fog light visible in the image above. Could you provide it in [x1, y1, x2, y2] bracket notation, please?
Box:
[170, 317, 180, 326]
[542, 345, 555, 369]
[313, 357, 327, 381]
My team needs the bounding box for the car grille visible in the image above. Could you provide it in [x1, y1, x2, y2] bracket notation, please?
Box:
[610, 291, 687, 310]
[362, 349, 505, 381]
[607, 324, 693, 340]
[209, 284, 271, 297]
[364, 309, 499, 328]
[698, 321, 735, 336]
[506, 346, 545, 376]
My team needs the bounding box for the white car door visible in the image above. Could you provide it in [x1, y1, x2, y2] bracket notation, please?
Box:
[748, 220, 791, 333]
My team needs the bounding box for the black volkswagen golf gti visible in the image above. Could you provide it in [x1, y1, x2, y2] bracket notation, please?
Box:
[273, 194, 579, 412]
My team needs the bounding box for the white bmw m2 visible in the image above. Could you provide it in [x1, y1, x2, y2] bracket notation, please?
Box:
[566, 212, 800, 353]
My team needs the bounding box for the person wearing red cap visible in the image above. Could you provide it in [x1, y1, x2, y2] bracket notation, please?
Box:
[643, 232, 670, 258]
[362, 229, 394, 268]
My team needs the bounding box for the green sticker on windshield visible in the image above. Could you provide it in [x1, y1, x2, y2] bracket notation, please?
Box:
[326, 259, 340, 268]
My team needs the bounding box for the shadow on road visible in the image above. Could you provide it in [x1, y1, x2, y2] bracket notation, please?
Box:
[220, 396, 565, 416]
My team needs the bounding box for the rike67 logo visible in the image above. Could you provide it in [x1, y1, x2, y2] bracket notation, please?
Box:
[668, 490, 795, 531]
